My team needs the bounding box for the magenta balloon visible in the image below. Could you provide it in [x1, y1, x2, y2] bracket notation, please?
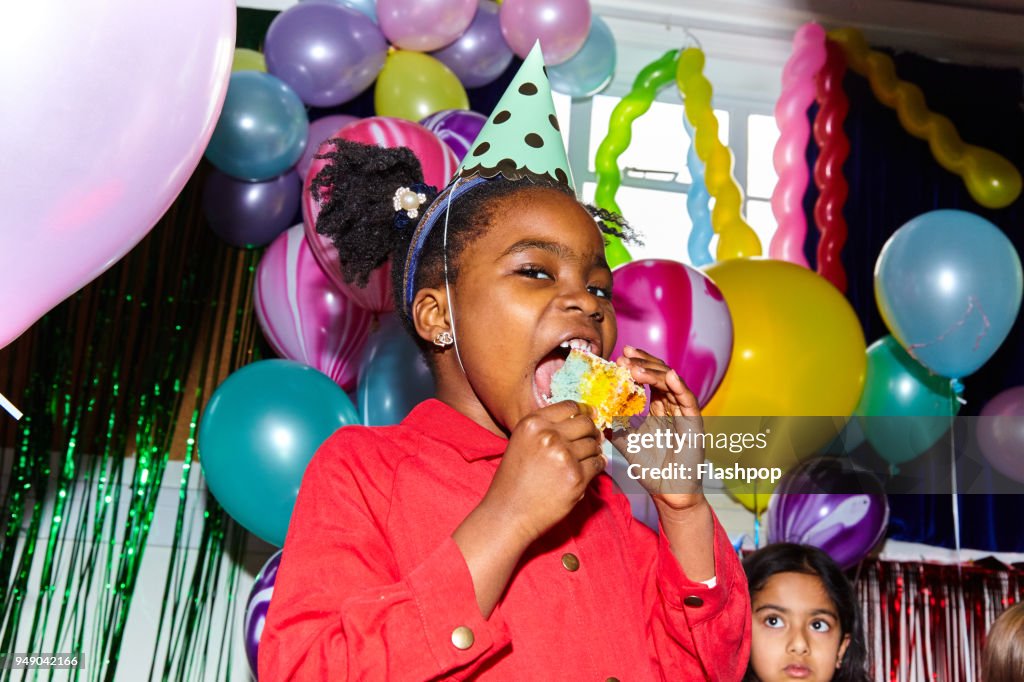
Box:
[297, 115, 360, 181]
[254, 225, 373, 391]
[431, 1, 515, 88]
[977, 386, 1024, 484]
[265, 3, 388, 107]
[303, 117, 458, 312]
[766, 458, 889, 570]
[610, 260, 733, 407]
[499, 0, 591, 65]
[378, 0, 478, 52]
[419, 109, 488, 162]
[0, 0, 234, 350]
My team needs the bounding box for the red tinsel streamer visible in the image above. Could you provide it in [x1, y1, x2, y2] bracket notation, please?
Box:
[857, 560, 1024, 681]
[813, 40, 851, 293]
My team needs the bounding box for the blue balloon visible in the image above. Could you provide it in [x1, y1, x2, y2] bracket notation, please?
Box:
[356, 315, 434, 426]
[548, 15, 616, 98]
[684, 117, 713, 266]
[205, 72, 309, 181]
[875, 210, 1023, 378]
[303, 0, 377, 23]
[198, 360, 358, 546]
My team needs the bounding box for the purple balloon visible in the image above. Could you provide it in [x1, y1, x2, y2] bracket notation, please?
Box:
[766, 458, 889, 570]
[378, 0, 477, 52]
[297, 115, 360, 181]
[265, 3, 388, 107]
[977, 386, 1024, 484]
[202, 170, 301, 248]
[244, 550, 283, 678]
[431, 1, 514, 88]
[419, 109, 488, 162]
[499, 0, 591, 65]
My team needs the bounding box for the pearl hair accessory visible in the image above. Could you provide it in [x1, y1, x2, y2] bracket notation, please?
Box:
[393, 186, 428, 219]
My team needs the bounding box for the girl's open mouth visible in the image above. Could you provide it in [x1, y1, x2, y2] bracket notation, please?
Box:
[532, 338, 598, 407]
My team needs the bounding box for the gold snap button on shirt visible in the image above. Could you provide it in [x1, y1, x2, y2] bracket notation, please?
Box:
[561, 553, 580, 572]
[451, 626, 475, 650]
[606, 677, 621, 682]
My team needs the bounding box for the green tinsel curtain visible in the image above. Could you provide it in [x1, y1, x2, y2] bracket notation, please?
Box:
[0, 162, 265, 681]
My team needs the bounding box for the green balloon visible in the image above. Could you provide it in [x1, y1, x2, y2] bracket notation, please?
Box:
[856, 336, 959, 468]
[593, 49, 679, 268]
[198, 360, 358, 546]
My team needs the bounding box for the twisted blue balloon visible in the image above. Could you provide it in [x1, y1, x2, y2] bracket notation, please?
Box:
[684, 117, 714, 265]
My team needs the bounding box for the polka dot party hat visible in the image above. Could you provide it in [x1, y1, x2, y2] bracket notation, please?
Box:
[458, 41, 574, 190]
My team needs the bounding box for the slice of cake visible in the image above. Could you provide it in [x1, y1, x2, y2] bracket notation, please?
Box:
[549, 349, 647, 430]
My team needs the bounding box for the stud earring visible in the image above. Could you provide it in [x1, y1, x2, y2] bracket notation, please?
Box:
[433, 331, 454, 347]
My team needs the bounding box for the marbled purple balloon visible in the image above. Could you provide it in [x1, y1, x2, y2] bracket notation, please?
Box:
[419, 109, 488, 162]
[766, 458, 889, 570]
[244, 550, 283, 678]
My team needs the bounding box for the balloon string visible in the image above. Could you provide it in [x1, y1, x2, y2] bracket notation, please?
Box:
[949, 379, 970, 676]
[0, 390, 22, 420]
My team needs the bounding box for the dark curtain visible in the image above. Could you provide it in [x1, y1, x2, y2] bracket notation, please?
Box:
[803, 50, 1024, 551]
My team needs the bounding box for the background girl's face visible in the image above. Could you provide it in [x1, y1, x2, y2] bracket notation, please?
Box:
[750, 571, 851, 682]
[446, 187, 616, 432]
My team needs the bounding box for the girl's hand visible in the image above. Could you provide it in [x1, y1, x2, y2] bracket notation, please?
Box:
[610, 346, 707, 512]
[484, 400, 606, 545]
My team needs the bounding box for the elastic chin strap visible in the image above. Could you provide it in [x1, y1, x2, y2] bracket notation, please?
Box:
[442, 177, 467, 377]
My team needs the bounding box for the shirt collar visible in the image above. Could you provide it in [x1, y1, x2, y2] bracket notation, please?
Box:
[402, 399, 509, 461]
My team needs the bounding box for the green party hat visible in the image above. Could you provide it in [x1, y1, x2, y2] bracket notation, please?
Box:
[458, 42, 574, 189]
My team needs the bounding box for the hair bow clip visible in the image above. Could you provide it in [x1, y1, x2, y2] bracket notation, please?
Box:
[393, 186, 428, 220]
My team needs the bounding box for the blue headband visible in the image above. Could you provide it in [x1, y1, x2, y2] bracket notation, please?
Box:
[402, 175, 490, 315]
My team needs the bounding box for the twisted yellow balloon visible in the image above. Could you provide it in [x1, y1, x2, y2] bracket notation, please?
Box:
[676, 49, 762, 259]
[829, 28, 1021, 209]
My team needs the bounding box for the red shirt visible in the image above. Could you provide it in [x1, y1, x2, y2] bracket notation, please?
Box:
[260, 399, 751, 681]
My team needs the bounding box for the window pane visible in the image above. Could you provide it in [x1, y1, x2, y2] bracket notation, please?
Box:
[745, 199, 777, 253]
[747, 114, 779, 199]
[582, 182, 693, 265]
[552, 91, 572, 151]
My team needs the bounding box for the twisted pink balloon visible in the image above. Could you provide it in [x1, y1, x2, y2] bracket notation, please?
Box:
[769, 23, 827, 267]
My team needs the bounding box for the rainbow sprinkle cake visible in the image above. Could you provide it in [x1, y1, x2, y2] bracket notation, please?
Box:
[549, 349, 647, 430]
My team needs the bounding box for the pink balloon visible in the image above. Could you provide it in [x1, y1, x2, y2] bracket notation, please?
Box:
[611, 260, 733, 407]
[0, 0, 234, 350]
[297, 115, 360, 181]
[499, 0, 591, 66]
[303, 117, 458, 313]
[254, 225, 373, 391]
[977, 386, 1024, 484]
[378, 0, 478, 52]
[768, 23, 827, 267]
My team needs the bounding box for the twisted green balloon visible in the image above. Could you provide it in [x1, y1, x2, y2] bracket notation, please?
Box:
[593, 49, 680, 268]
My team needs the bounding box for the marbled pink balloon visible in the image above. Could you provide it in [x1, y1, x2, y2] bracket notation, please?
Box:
[611, 259, 733, 407]
[254, 224, 372, 391]
[303, 116, 459, 313]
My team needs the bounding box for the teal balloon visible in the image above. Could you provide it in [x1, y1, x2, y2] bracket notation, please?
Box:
[856, 336, 959, 467]
[875, 210, 1023, 379]
[356, 315, 434, 426]
[198, 360, 358, 546]
[548, 15, 616, 98]
[205, 71, 309, 181]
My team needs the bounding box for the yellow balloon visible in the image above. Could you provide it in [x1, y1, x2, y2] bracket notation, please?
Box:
[829, 27, 1021, 209]
[701, 259, 866, 467]
[676, 48, 762, 260]
[723, 482, 775, 516]
[374, 50, 469, 122]
[232, 48, 266, 73]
